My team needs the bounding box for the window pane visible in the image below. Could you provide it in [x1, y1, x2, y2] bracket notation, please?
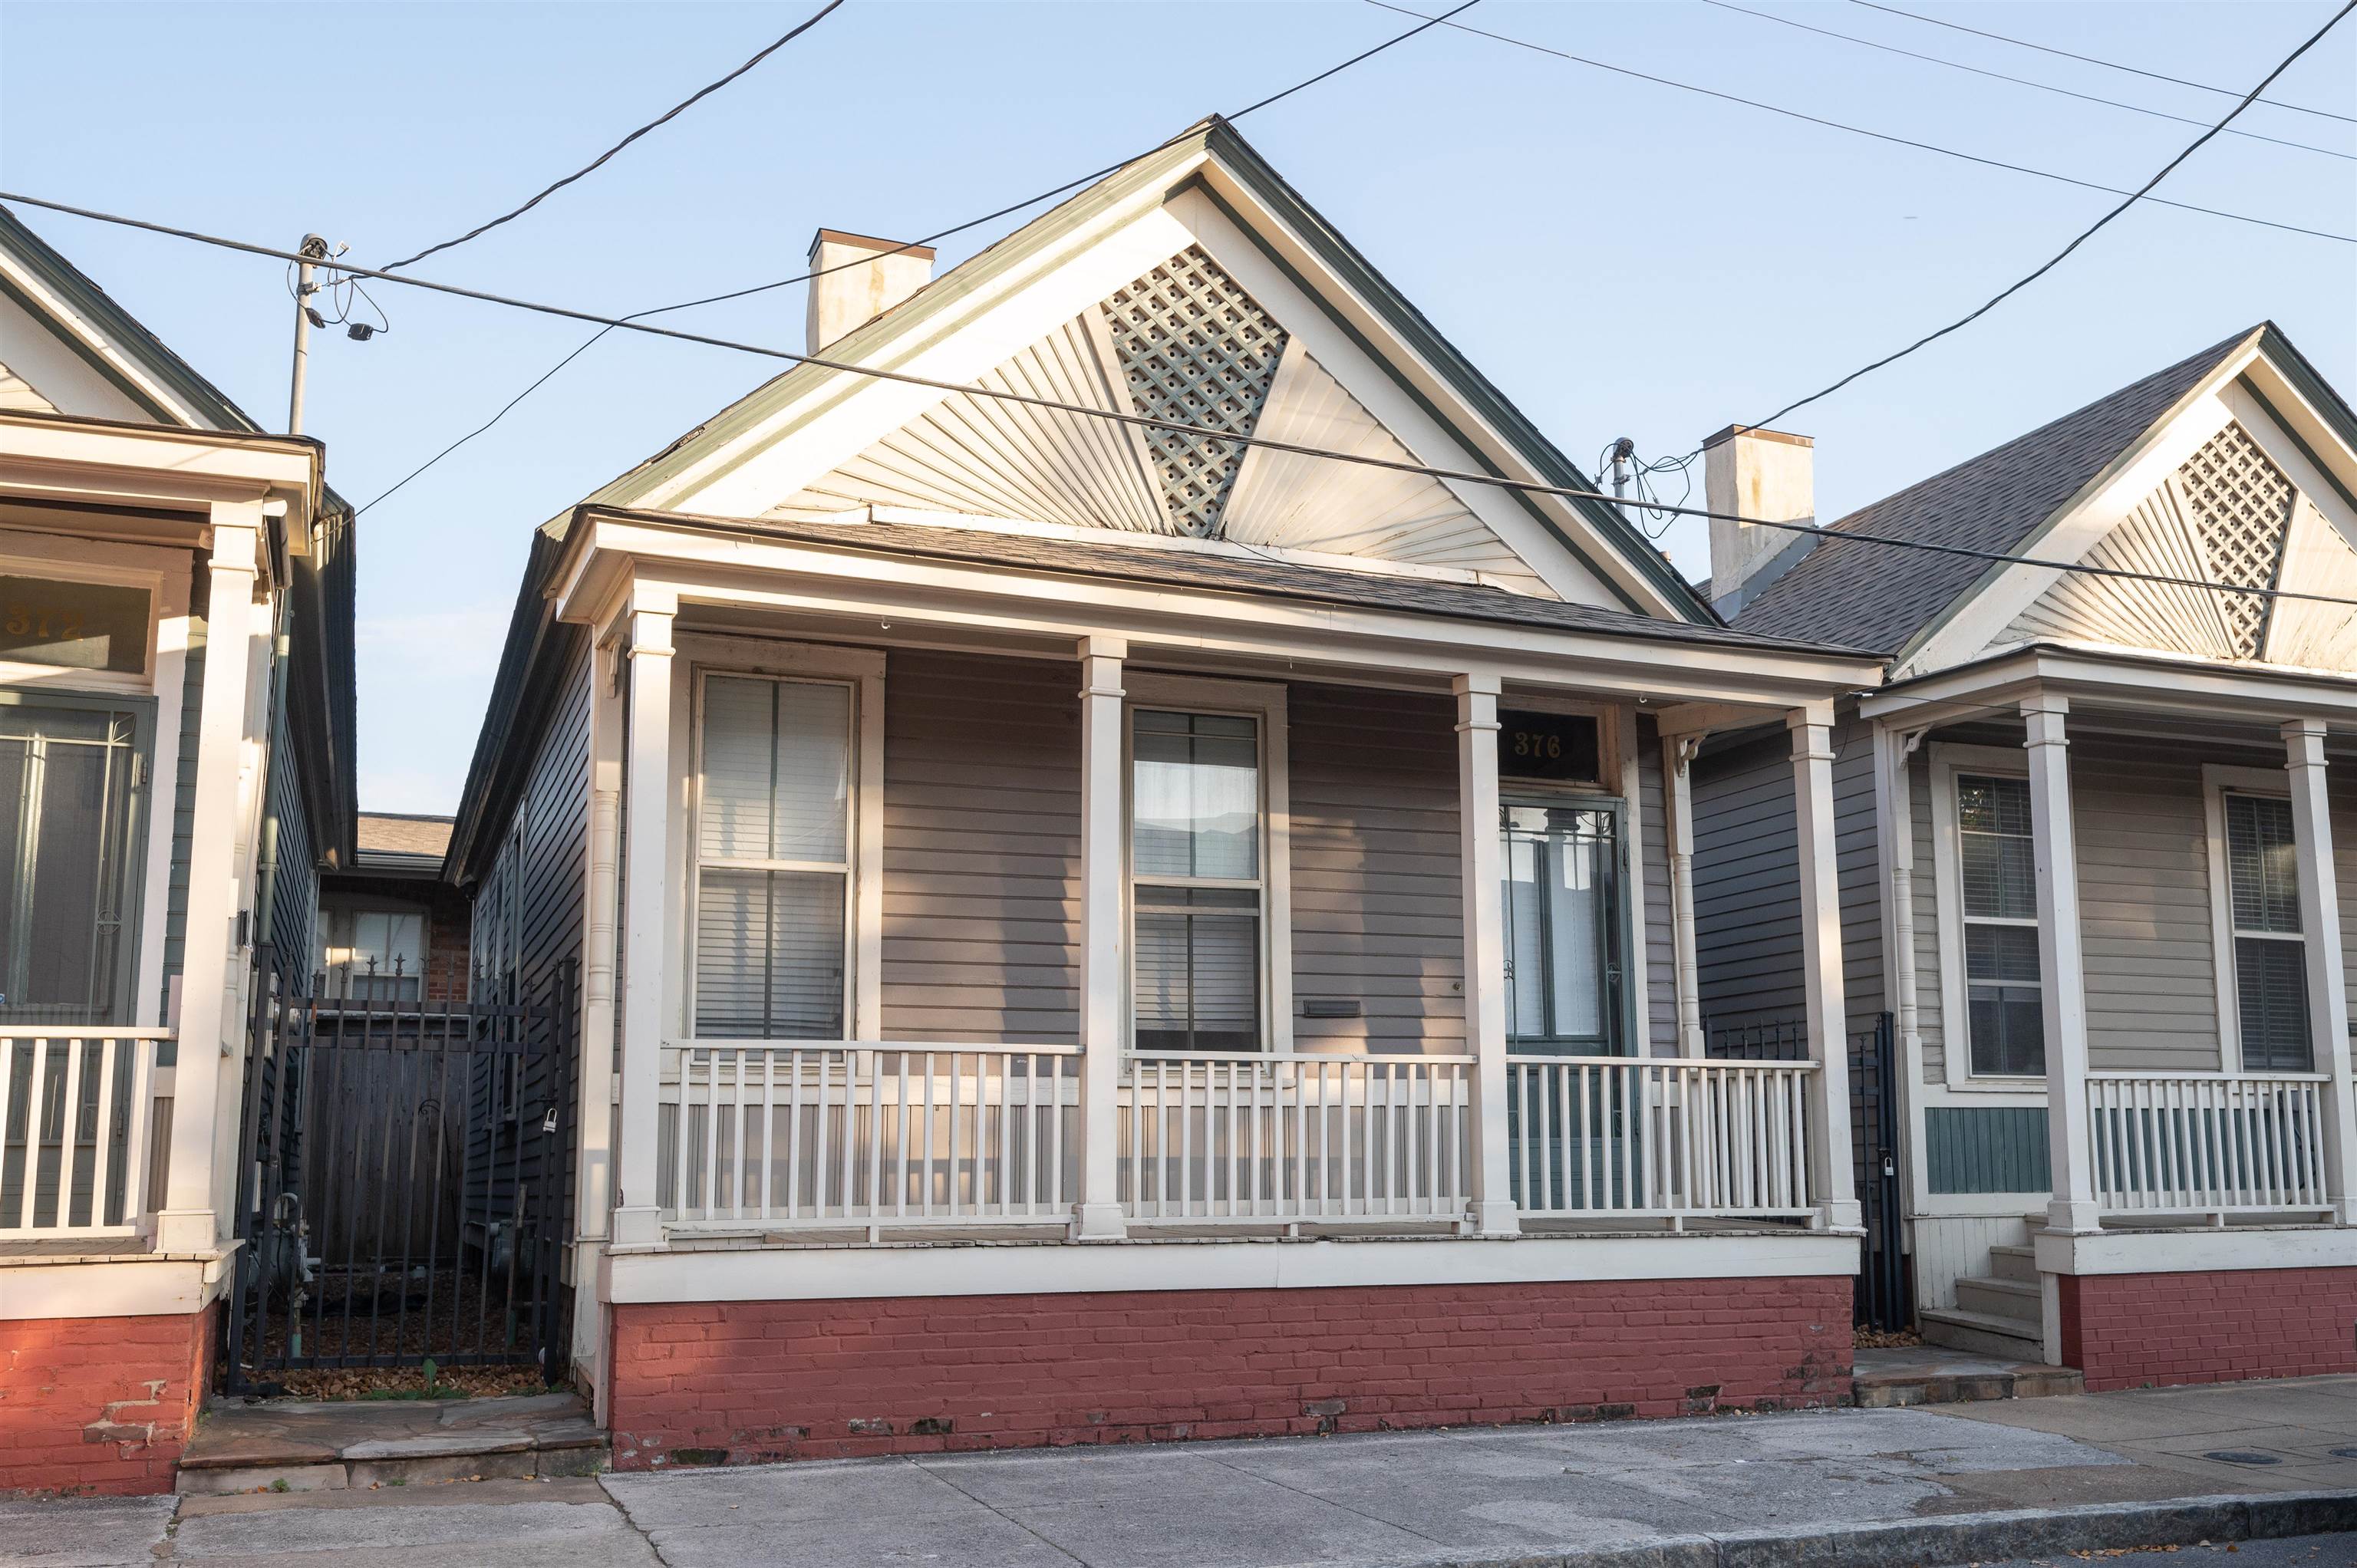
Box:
[1133, 888, 1258, 1052]
[1965, 923, 2041, 983]
[1132, 710, 1258, 881]
[694, 868, 846, 1039]
[0, 575, 150, 674]
[1546, 832, 1604, 1039]
[1968, 983, 2045, 1076]
[700, 676, 849, 865]
[2225, 794, 2300, 935]
[1958, 776, 2036, 920]
[1503, 837, 1546, 1040]
[2237, 937, 2312, 1071]
[1958, 775, 2032, 836]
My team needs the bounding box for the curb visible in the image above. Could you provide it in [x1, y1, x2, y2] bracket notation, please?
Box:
[1363, 1490, 2357, 1568]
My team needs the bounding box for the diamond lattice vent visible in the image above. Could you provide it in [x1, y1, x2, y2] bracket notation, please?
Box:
[2177, 422, 2296, 659]
[1102, 247, 1287, 537]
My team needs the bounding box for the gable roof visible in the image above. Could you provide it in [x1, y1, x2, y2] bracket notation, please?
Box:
[450, 117, 1731, 879]
[350, 812, 453, 877]
[1732, 326, 2266, 654]
[0, 203, 359, 865]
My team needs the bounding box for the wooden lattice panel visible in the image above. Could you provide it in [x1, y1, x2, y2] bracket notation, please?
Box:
[1103, 248, 1287, 537]
[2178, 423, 2295, 657]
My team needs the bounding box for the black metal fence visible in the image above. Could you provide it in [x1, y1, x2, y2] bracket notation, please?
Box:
[1705, 1010, 1911, 1333]
[225, 952, 577, 1395]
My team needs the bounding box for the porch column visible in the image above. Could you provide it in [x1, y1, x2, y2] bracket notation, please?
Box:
[2283, 719, 2357, 1220]
[1788, 703, 1859, 1230]
[154, 502, 264, 1254]
[1455, 674, 1518, 1236]
[1666, 733, 1706, 1056]
[574, 637, 625, 1390]
[2023, 696, 2098, 1234]
[1074, 637, 1128, 1240]
[611, 589, 676, 1249]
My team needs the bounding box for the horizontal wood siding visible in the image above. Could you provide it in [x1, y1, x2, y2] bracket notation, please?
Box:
[1912, 750, 1945, 1084]
[1287, 683, 1462, 1055]
[160, 581, 206, 1015]
[1638, 720, 1673, 1054]
[1692, 730, 1801, 1028]
[879, 651, 1080, 1044]
[1834, 720, 1884, 1034]
[2072, 741, 2220, 1073]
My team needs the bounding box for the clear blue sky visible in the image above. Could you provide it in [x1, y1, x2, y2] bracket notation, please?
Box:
[4, 1, 2351, 813]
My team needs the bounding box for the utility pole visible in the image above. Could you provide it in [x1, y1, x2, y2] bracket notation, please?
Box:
[1607, 436, 1635, 506]
[287, 234, 329, 436]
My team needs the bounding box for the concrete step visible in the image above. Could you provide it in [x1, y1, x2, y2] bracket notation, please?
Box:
[1920, 1305, 2045, 1362]
[178, 1392, 605, 1494]
[1988, 1244, 2038, 1283]
[1954, 1273, 2041, 1323]
[1851, 1346, 2083, 1408]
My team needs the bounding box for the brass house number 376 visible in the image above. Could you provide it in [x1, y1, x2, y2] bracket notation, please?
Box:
[1509, 729, 1564, 761]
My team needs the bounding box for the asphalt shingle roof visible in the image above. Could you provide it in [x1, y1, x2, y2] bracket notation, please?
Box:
[355, 812, 453, 866]
[1732, 328, 2258, 654]
[631, 508, 1877, 659]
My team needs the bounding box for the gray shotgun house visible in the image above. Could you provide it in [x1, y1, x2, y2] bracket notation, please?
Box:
[1692, 324, 2357, 1389]
[447, 117, 1892, 1465]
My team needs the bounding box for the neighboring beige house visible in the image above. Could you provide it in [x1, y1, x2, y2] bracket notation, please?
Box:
[1693, 324, 2357, 1390]
[0, 205, 354, 1491]
[447, 117, 1889, 1464]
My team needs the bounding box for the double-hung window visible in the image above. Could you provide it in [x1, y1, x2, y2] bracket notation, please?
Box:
[2223, 792, 2310, 1071]
[1957, 772, 2045, 1077]
[1131, 709, 1263, 1052]
[319, 907, 426, 1001]
[692, 673, 852, 1039]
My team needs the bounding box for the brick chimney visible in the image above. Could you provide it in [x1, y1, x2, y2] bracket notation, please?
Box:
[805, 230, 935, 356]
[1702, 425, 1815, 619]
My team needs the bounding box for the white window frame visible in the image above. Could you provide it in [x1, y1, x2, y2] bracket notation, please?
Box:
[318, 898, 430, 1000]
[2201, 763, 2310, 1075]
[675, 635, 884, 1043]
[1122, 671, 1291, 1054]
[1929, 743, 2048, 1092]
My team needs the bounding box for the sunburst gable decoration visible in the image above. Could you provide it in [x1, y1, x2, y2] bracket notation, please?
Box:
[1103, 247, 1288, 538]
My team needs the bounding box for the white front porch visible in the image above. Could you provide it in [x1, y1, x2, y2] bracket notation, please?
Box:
[1866, 647, 2357, 1362]
[549, 506, 1884, 1343]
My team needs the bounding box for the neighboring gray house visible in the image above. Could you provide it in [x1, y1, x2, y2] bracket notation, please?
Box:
[1691, 324, 2357, 1390]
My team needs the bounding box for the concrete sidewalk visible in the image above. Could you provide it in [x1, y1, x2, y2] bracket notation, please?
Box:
[14, 1376, 2357, 1567]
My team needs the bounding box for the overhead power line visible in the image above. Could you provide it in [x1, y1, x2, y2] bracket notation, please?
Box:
[381, 0, 846, 272]
[1362, 1, 2352, 244]
[1735, 0, 2355, 434]
[1851, 0, 2357, 127]
[1703, 0, 2353, 162]
[8, 189, 2357, 617]
[352, 0, 1484, 513]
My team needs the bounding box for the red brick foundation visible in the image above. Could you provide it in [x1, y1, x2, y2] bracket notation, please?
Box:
[0, 1303, 219, 1495]
[2058, 1268, 2357, 1392]
[609, 1276, 1852, 1468]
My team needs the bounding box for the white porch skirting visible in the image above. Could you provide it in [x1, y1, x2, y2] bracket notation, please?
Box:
[600, 1229, 1861, 1305]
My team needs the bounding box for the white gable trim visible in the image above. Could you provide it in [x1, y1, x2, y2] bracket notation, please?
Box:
[612, 140, 1676, 618]
[0, 252, 204, 427]
[1902, 339, 2273, 678]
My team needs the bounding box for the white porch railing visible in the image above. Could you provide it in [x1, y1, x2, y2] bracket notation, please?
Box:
[0, 1028, 166, 1239]
[1505, 1056, 1818, 1220]
[1117, 1052, 1473, 1223]
[660, 1043, 1080, 1228]
[2089, 1071, 2331, 1215]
